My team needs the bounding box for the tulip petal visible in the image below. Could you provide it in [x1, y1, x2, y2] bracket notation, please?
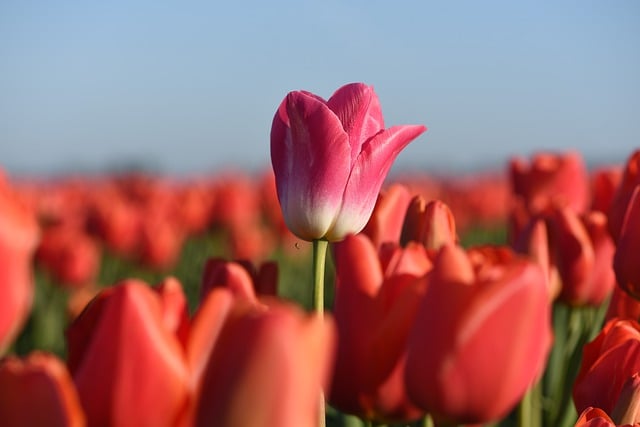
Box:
[270, 91, 351, 240]
[327, 125, 426, 241]
[326, 83, 384, 162]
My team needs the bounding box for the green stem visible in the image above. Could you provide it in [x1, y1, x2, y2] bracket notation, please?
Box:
[312, 239, 329, 427]
[313, 239, 329, 314]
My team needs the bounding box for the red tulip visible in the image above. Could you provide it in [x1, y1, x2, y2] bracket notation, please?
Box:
[330, 234, 432, 422]
[574, 408, 621, 427]
[510, 150, 590, 214]
[200, 257, 278, 302]
[194, 299, 336, 427]
[591, 166, 622, 214]
[610, 373, 640, 425]
[66, 280, 191, 427]
[0, 352, 86, 427]
[405, 244, 552, 424]
[605, 285, 640, 323]
[400, 197, 458, 250]
[608, 150, 640, 241]
[573, 318, 640, 416]
[36, 224, 101, 288]
[0, 177, 39, 353]
[362, 184, 413, 248]
[613, 186, 640, 299]
[271, 82, 426, 241]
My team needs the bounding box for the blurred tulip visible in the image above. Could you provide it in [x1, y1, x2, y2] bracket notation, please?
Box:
[330, 234, 431, 422]
[36, 224, 101, 288]
[200, 258, 278, 301]
[573, 318, 640, 416]
[0, 177, 39, 353]
[405, 244, 552, 424]
[605, 285, 640, 323]
[0, 352, 86, 427]
[138, 213, 185, 270]
[591, 166, 622, 214]
[574, 408, 621, 427]
[66, 280, 191, 427]
[613, 186, 640, 299]
[400, 197, 457, 250]
[611, 373, 640, 425]
[194, 299, 336, 427]
[270, 82, 426, 241]
[608, 150, 640, 241]
[547, 207, 616, 306]
[362, 184, 412, 248]
[510, 150, 590, 214]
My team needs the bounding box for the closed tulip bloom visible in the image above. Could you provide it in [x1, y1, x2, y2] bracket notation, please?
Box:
[0, 177, 39, 353]
[271, 83, 426, 241]
[362, 184, 413, 248]
[0, 352, 86, 427]
[330, 234, 432, 423]
[613, 186, 640, 299]
[400, 197, 457, 250]
[509, 150, 590, 214]
[66, 280, 191, 427]
[194, 300, 336, 427]
[608, 150, 640, 241]
[405, 244, 552, 424]
[573, 318, 640, 416]
[574, 408, 620, 427]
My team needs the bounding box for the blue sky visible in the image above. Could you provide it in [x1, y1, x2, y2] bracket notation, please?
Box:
[1, 1, 638, 176]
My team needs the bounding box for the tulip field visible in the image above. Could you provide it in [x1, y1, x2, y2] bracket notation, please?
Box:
[1, 83, 640, 427]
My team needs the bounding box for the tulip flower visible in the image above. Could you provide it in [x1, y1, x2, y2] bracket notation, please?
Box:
[613, 186, 640, 299]
[0, 352, 86, 427]
[610, 373, 640, 426]
[400, 197, 458, 250]
[194, 299, 336, 427]
[591, 166, 622, 214]
[405, 244, 552, 424]
[605, 285, 640, 323]
[0, 176, 39, 353]
[608, 150, 640, 241]
[270, 82, 426, 241]
[574, 408, 622, 427]
[573, 318, 640, 416]
[361, 184, 412, 248]
[330, 234, 432, 423]
[66, 280, 191, 427]
[509, 150, 590, 215]
[200, 257, 278, 302]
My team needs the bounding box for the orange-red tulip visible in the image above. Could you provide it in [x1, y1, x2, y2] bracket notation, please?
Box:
[608, 150, 640, 241]
[573, 318, 640, 416]
[400, 197, 457, 250]
[200, 257, 278, 302]
[574, 408, 622, 427]
[405, 244, 552, 424]
[330, 234, 432, 422]
[0, 352, 86, 427]
[613, 186, 640, 299]
[362, 184, 412, 248]
[66, 280, 191, 427]
[510, 150, 590, 214]
[0, 176, 39, 353]
[194, 300, 336, 427]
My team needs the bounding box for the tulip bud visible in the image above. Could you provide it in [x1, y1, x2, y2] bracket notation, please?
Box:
[400, 197, 457, 250]
[608, 150, 640, 241]
[611, 373, 640, 425]
[613, 186, 640, 299]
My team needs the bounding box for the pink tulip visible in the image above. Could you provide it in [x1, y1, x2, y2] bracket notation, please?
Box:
[271, 82, 426, 241]
[0, 352, 86, 427]
[405, 244, 552, 424]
